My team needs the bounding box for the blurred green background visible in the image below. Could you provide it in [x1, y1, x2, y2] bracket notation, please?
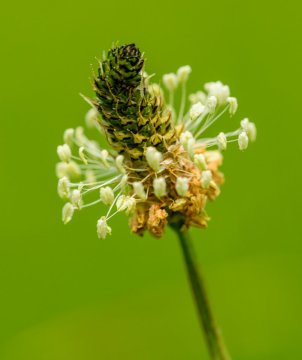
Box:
[1, 0, 301, 359]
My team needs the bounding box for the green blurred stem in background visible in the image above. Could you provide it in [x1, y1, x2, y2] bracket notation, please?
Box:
[171, 224, 231, 360]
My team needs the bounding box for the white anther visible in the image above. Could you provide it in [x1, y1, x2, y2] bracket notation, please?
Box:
[153, 177, 167, 198]
[189, 102, 205, 120]
[176, 177, 189, 197]
[63, 128, 74, 146]
[217, 132, 227, 150]
[57, 144, 72, 163]
[227, 97, 238, 115]
[163, 73, 178, 91]
[204, 81, 230, 104]
[70, 189, 82, 209]
[146, 147, 163, 172]
[58, 177, 70, 199]
[85, 108, 98, 128]
[79, 146, 88, 164]
[100, 186, 115, 206]
[201, 170, 212, 189]
[238, 131, 249, 150]
[194, 154, 207, 170]
[62, 202, 74, 224]
[132, 182, 147, 200]
[177, 65, 192, 83]
[97, 216, 112, 239]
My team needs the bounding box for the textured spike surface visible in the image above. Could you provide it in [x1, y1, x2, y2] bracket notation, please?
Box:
[93, 44, 178, 159]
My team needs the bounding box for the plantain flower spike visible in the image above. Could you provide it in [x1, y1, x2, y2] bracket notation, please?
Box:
[56, 43, 256, 239]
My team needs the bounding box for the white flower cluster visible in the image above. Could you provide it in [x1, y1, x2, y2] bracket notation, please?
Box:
[162, 67, 256, 153]
[56, 121, 140, 239]
[56, 65, 256, 239]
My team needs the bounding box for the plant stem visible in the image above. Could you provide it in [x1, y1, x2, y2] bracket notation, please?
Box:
[171, 224, 231, 360]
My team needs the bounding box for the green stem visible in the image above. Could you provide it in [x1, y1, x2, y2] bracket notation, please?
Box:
[171, 224, 231, 360]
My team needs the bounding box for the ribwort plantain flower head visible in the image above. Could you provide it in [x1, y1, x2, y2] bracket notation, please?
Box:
[56, 43, 256, 239]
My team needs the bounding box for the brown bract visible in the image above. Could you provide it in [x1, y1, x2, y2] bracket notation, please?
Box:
[129, 143, 224, 237]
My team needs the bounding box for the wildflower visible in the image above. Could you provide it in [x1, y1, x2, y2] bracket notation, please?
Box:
[56, 43, 256, 238]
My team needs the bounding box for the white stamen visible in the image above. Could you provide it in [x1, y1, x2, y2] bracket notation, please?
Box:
[201, 170, 212, 189]
[85, 108, 98, 128]
[189, 91, 206, 104]
[180, 131, 194, 145]
[62, 202, 74, 224]
[240, 118, 249, 131]
[100, 150, 110, 168]
[85, 170, 96, 184]
[56, 162, 69, 178]
[194, 154, 207, 170]
[116, 155, 126, 173]
[149, 83, 163, 97]
[163, 73, 178, 91]
[217, 132, 227, 150]
[227, 97, 238, 115]
[116, 195, 136, 214]
[238, 131, 249, 150]
[75, 127, 86, 146]
[206, 96, 217, 113]
[79, 147, 88, 164]
[132, 182, 147, 200]
[146, 147, 163, 172]
[63, 128, 74, 146]
[204, 81, 230, 105]
[241, 119, 257, 142]
[153, 177, 167, 198]
[100, 186, 115, 206]
[176, 177, 189, 197]
[97, 216, 112, 239]
[177, 65, 192, 83]
[70, 189, 82, 209]
[57, 144, 72, 163]
[67, 161, 81, 178]
[58, 177, 70, 199]
[189, 102, 205, 120]
[247, 122, 257, 142]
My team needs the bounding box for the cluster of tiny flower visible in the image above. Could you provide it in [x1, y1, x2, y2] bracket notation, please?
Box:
[162, 66, 256, 154]
[56, 113, 136, 239]
[56, 65, 256, 239]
